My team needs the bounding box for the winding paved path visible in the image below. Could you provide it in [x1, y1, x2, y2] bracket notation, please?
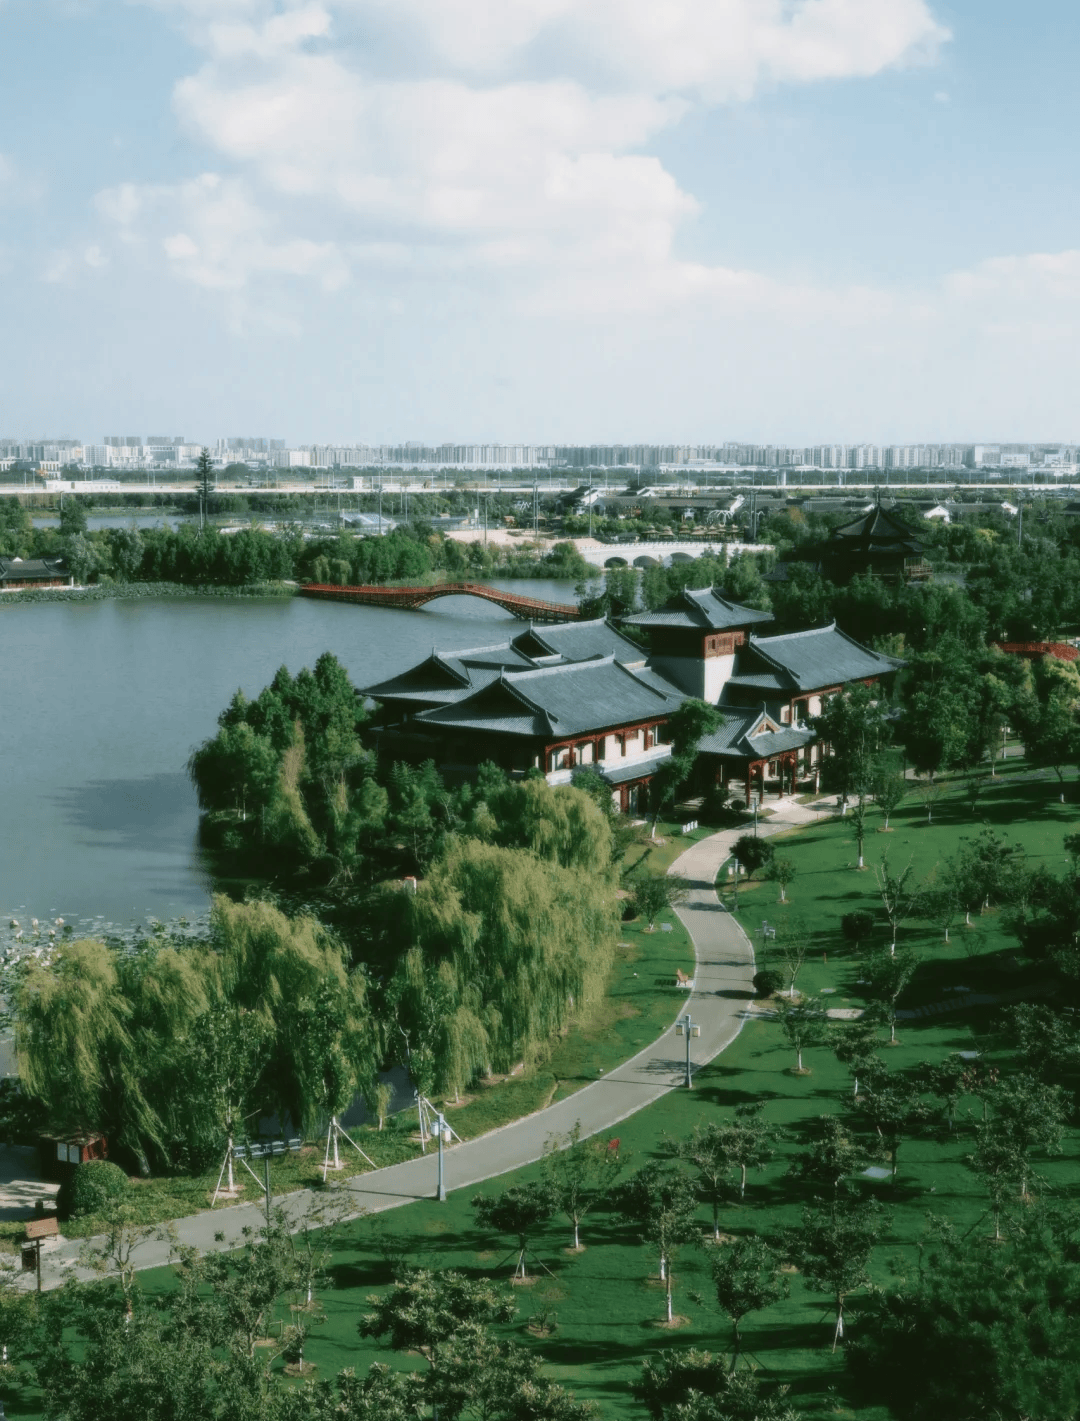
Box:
[30, 798, 824, 1289]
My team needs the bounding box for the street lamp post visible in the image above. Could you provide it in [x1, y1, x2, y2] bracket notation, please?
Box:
[241, 1139, 300, 1227]
[435, 1108, 448, 1201]
[674, 1012, 700, 1088]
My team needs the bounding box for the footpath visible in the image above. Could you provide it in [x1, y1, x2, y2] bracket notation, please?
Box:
[27, 797, 826, 1290]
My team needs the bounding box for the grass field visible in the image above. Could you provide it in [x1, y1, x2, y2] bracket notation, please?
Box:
[260, 773, 1080, 1419]
[8, 777, 1077, 1419]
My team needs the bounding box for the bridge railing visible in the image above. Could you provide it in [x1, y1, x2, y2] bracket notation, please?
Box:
[299, 582, 580, 619]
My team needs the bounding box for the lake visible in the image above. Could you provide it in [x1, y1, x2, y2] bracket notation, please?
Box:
[0, 581, 577, 932]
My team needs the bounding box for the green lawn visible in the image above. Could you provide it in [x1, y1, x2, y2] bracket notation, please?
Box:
[111, 996, 1079, 1421]
[12, 780, 1077, 1419]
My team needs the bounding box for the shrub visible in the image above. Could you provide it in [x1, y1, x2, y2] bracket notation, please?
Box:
[841, 910, 875, 951]
[57, 1160, 129, 1221]
[753, 969, 784, 997]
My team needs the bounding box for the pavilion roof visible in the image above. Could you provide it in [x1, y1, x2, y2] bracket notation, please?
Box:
[621, 586, 774, 632]
[743, 624, 902, 693]
[414, 654, 682, 739]
[698, 707, 814, 763]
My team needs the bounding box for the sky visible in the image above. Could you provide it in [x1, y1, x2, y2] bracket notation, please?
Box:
[4, 0, 1080, 445]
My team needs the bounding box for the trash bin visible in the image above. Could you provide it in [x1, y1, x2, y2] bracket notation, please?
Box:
[21, 1245, 35, 1273]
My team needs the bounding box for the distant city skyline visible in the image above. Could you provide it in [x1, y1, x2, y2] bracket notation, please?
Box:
[4, 436, 1080, 474]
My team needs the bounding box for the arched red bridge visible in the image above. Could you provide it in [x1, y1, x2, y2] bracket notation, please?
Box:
[300, 582, 581, 623]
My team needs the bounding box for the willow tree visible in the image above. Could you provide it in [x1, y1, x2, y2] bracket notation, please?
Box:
[211, 896, 378, 1148]
[470, 772, 615, 872]
[408, 839, 619, 1077]
[16, 939, 163, 1156]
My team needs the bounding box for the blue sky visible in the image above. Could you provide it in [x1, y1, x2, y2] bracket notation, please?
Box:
[3, 0, 1080, 444]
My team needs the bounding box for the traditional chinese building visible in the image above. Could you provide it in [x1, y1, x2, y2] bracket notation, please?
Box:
[363, 595, 901, 812]
[819, 505, 931, 584]
[364, 619, 679, 811]
[0, 556, 72, 590]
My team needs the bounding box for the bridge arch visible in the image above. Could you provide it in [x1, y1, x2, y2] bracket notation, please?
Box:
[300, 582, 580, 623]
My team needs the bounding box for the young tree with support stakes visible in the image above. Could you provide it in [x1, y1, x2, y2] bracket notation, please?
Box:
[775, 998, 827, 1074]
[871, 766, 907, 831]
[542, 1122, 623, 1250]
[710, 1236, 787, 1361]
[765, 856, 797, 902]
[675, 1123, 733, 1242]
[790, 1115, 868, 1211]
[616, 1164, 699, 1324]
[472, 1183, 557, 1282]
[863, 947, 919, 1045]
[775, 918, 811, 998]
[787, 1199, 883, 1350]
[723, 1102, 782, 1200]
[848, 796, 870, 870]
[854, 1075, 928, 1184]
[873, 850, 918, 955]
[832, 1018, 884, 1098]
[728, 834, 774, 911]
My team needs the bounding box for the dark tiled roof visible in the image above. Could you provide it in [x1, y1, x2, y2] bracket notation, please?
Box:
[726, 669, 791, 692]
[828, 506, 924, 554]
[510, 618, 645, 665]
[599, 747, 674, 785]
[698, 707, 814, 763]
[360, 643, 532, 703]
[0, 556, 68, 584]
[748, 624, 901, 691]
[622, 586, 775, 632]
[415, 655, 680, 739]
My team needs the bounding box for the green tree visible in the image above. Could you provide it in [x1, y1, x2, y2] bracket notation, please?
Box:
[847, 1213, 1080, 1421]
[863, 946, 919, 1045]
[765, 857, 797, 902]
[985, 1073, 1067, 1201]
[195, 448, 215, 521]
[58, 496, 88, 536]
[542, 1122, 622, 1250]
[675, 1123, 733, 1242]
[775, 918, 811, 998]
[617, 1164, 700, 1324]
[634, 1350, 802, 1421]
[774, 998, 826, 1074]
[871, 766, 907, 830]
[831, 1019, 883, 1098]
[710, 1237, 787, 1358]
[872, 850, 918, 954]
[15, 938, 164, 1157]
[787, 1199, 883, 1350]
[359, 1269, 516, 1368]
[631, 871, 688, 931]
[854, 1075, 928, 1184]
[810, 685, 890, 807]
[472, 1184, 557, 1282]
[722, 1102, 781, 1199]
[790, 1115, 867, 1209]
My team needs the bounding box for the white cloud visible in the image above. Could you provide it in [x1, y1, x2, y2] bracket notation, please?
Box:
[109, 0, 949, 311]
[98, 172, 349, 291]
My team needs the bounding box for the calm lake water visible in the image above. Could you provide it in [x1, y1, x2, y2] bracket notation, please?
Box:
[0, 581, 576, 930]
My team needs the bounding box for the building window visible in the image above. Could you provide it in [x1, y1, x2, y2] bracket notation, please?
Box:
[597, 737, 606, 761]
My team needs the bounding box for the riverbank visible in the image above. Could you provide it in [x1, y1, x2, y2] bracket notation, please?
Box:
[0, 580, 298, 606]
